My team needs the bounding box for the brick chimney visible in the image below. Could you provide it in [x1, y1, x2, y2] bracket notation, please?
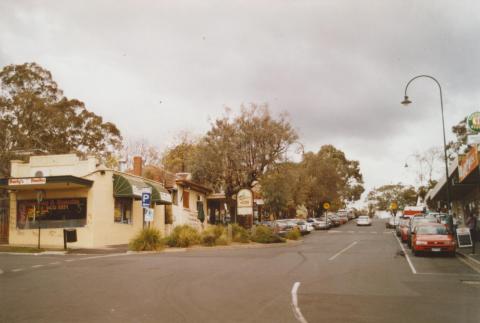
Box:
[133, 156, 143, 176]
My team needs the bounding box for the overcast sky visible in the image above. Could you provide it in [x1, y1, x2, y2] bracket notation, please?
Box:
[1, 0, 479, 204]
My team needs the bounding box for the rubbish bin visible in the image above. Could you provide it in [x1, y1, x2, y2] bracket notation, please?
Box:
[63, 229, 77, 249]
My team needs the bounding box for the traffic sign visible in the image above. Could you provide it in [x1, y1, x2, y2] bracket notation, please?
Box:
[144, 208, 154, 222]
[323, 202, 330, 210]
[390, 202, 398, 210]
[142, 188, 152, 208]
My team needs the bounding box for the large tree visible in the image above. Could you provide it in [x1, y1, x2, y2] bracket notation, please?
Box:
[191, 104, 298, 208]
[0, 63, 122, 177]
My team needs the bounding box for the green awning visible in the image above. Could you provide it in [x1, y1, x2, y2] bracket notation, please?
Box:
[146, 182, 172, 204]
[113, 174, 172, 204]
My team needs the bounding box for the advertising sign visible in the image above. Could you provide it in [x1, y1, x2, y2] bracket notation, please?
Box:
[459, 145, 479, 182]
[237, 189, 253, 216]
[456, 227, 473, 248]
[467, 112, 480, 133]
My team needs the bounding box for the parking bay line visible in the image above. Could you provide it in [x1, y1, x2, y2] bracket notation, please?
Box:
[328, 241, 358, 261]
[291, 282, 308, 323]
[394, 233, 417, 274]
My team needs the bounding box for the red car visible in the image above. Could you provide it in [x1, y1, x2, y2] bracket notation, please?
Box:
[411, 223, 456, 257]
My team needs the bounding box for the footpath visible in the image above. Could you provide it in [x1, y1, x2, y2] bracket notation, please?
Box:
[457, 246, 480, 273]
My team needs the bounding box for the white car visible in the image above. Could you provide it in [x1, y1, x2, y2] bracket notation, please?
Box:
[356, 216, 372, 226]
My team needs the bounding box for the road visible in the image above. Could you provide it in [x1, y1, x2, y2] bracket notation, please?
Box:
[1, 219, 479, 323]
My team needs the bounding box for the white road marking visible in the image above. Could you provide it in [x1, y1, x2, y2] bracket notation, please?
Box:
[11, 268, 24, 272]
[328, 241, 358, 261]
[370, 231, 377, 234]
[31, 264, 44, 268]
[348, 231, 354, 233]
[457, 256, 480, 275]
[0, 269, 3, 275]
[49, 262, 60, 265]
[394, 233, 417, 274]
[64, 259, 75, 262]
[291, 282, 308, 323]
[383, 231, 392, 234]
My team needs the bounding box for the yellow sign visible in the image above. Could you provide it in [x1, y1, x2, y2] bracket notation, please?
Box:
[323, 202, 330, 210]
[390, 202, 398, 210]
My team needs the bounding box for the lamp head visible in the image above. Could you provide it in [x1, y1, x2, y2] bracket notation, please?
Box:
[401, 96, 412, 106]
[404, 163, 408, 168]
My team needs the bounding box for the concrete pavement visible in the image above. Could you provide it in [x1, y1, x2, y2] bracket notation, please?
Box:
[1, 219, 479, 323]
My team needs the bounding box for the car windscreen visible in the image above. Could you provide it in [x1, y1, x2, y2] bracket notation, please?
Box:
[416, 226, 448, 235]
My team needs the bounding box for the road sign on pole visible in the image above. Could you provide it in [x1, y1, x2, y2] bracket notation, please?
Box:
[142, 188, 152, 208]
[144, 208, 154, 222]
[323, 202, 330, 210]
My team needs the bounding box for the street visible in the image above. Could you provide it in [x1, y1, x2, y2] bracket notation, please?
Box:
[1, 219, 479, 323]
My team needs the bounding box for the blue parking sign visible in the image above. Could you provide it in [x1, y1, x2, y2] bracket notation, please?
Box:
[142, 189, 151, 208]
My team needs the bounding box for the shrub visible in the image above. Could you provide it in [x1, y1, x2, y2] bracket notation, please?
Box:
[286, 228, 301, 240]
[129, 227, 165, 251]
[166, 225, 201, 247]
[231, 223, 250, 243]
[251, 225, 285, 244]
[201, 225, 230, 246]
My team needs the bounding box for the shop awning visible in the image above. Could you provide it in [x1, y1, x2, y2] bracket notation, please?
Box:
[113, 174, 172, 204]
[0, 176, 93, 191]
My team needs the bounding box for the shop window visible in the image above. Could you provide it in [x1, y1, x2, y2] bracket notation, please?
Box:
[114, 197, 132, 224]
[182, 190, 190, 209]
[16, 198, 87, 229]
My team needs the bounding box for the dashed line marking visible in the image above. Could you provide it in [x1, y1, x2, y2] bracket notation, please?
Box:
[64, 259, 75, 262]
[11, 268, 24, 272]
[49, 262, 60, 265]
[370, 231, 378, 234]
[0, 269, 3, 275]
[31, 265, 44, 269]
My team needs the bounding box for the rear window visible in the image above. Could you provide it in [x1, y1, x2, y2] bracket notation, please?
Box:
[416, 226, 448, 235]
[359, 216, 369, 220]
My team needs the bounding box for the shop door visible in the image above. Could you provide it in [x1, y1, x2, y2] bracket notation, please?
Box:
[0, 197, 8, 244]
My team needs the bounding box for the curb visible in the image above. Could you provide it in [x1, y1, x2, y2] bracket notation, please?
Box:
[456, 250, 480, 273]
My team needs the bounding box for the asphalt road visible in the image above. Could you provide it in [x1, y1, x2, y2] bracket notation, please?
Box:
[1, 219, 479, 323]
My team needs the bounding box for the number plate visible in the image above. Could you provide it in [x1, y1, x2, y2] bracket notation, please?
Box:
[431, 248, 441, 252]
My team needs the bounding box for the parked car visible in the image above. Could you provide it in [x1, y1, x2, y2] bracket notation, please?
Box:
[411, 223, 456, 257]
[356, 215, 372, 226]
[397, 217, 409, 237]
[329, 215, 341, 227]
[312, 218, 329, 230]
[295, 220, 314, 234]
[407, 215, 438, 248]
[274, 220, 296, 236]
[385, 215, 401, 229]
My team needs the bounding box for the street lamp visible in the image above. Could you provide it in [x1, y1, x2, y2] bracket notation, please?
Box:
[401, 75, 451, 213]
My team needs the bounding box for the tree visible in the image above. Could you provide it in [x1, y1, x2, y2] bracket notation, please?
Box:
[260, 162, 307, 218]
[191, 104, 298, 209]
[446, 117, 470, 159]
[120, 138, 163, 170]
[366, 184, 417, 211]
[0, 62, 122, 177]
[302, 145, 364, 216]
[162, 131, 199, 173]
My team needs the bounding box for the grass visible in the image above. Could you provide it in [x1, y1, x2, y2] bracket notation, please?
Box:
[0, 246, 46, 253]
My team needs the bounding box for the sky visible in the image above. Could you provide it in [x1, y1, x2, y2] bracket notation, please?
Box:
[1, 0, 480, 205]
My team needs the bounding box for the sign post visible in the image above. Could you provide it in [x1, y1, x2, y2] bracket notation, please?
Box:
[456, 227, 473, 248]
[237, 189, 253, 228]
[141, 188, 152, 228]
[323, 202, 330, 225]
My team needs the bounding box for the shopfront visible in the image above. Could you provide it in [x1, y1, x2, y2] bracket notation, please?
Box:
[0, 154, 172, 248]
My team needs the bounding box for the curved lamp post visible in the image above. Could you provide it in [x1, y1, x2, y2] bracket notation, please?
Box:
[401, 75, 451, 213]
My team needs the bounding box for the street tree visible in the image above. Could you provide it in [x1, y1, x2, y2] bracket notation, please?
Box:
[162, 131, 199, 173]
[0, 62, 122, 177]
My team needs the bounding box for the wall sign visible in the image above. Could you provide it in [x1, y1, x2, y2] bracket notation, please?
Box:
[8, 177, 46, 186]
[459, 145, 479, 182]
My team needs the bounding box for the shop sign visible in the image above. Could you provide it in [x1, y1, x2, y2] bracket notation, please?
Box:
[160, 192, 172, 203]
[237, 189, 253, 215]
[459, 145, 479, 182]
[467, 112, 480, 133]
[8, 177, 46, 186]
